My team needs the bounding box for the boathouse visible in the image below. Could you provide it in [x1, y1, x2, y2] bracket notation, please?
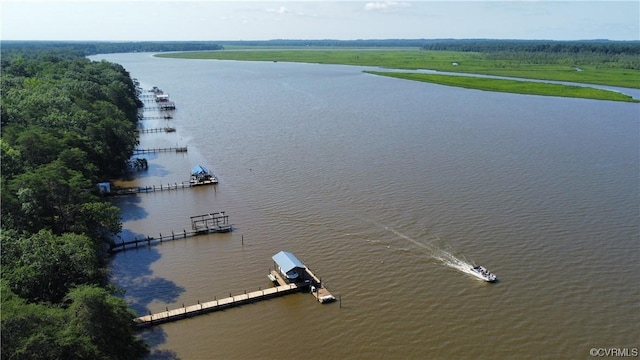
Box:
[191, 165, 211, 181]
[272, 251, 306, 281]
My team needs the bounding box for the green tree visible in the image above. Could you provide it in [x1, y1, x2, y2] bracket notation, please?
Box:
[9, 160, 94, 234]
[64, 286, 149, 360]
[1, 282, 71, 360]
[0, 139, 23, 179]
[74, 201, 122, 243]
[1, 230, 103, 304]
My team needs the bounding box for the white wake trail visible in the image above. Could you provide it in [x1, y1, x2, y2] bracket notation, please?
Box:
[359, 216, 477, 276]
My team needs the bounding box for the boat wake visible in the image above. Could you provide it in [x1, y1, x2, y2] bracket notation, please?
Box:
[357, 217, 481, 279]
[431, 248, 479, 278]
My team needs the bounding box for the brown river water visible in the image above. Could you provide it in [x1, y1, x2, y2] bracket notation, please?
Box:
[91, 53, 639, 359]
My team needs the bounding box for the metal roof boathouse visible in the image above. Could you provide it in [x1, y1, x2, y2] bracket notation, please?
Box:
[271, 251, 336, 303]
[272, 251, 306, 281]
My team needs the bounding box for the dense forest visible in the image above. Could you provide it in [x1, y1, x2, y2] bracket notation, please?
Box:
[1, 47, 148, 359]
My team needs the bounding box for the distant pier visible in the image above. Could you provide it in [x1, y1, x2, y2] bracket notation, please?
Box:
[139, 115, 173, 120]
[144, 103, 176, 111]
[102, 180, 216, 197]
[133, 146, 187, 154]
[109, 211, 232, 253]
[137, 127, 176, 134]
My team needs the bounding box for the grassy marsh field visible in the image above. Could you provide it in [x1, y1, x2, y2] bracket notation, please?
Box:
[158, 48, 640, 102]
[366, 71, 638, 102]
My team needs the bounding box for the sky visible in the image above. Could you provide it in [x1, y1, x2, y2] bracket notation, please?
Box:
[1, 1, 639, 41]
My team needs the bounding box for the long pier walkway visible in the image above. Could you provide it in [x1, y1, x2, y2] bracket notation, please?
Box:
[139, 115, 173, 120]
[105, 181, 214, 196]
[137, 127, 176, 134]
[133, 146, 187, 154]
[109, 212, 232, 253]
[135, 282, 301, 327]
[143, 103, 176, 111]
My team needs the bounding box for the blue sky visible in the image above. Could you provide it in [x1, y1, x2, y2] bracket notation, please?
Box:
[2, 1, 638, 41]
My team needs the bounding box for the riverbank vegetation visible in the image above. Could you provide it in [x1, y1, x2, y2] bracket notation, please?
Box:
[158, 39, 640, 98]
[365, 71, 639, 102]
[1, 47, 148, 359]
[1, 40, 224, 56]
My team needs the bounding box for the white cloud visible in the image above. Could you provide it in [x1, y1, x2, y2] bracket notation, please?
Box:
[364, 2, 410, 12]
[267, 6, 291, 14]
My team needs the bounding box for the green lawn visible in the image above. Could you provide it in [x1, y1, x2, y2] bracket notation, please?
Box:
[157, 48, 640, 101]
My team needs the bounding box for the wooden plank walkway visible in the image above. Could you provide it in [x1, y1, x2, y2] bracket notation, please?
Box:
[133, 146, 187, 154]
[105, 181, 211, 196]
[135, 283, 300, 327]
[109, 225, 232, 253]
[137, 127, 176, 134]
[140, 115, 173, 120]
[144, 104, 176, 111]
[306, 267, 336, 303]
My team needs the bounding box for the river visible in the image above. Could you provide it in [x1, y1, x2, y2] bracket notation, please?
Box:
[91, 53, 639, 359]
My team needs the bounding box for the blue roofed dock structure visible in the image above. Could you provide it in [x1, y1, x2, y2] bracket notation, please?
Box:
[190, 165, 218, 186]
[272, 251, 306, 281]
[270, 251, 336, 303]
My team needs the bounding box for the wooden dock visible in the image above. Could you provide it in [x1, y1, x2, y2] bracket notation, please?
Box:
[190, 212, 230, 233]
[305, 267, 336, 303]
[109, 211, 231, 253]
[144, 103, 176, 111]
[133, 146, 187, 154]
[269, 264, 335, 304]
[109, 227, 231, 253]
[140, 115, 173, 120]
[137, 127, 176, 134]
[135, 283, 301, 327]
[105, 181, 213, 196]
[133, 257, 335, 327]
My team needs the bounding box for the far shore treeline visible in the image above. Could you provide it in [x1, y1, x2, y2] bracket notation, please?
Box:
[3, 38, 639, 58]
[1, 39, 638, 358]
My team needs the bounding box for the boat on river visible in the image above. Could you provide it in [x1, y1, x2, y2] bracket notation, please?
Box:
[470, 265, 497, 282]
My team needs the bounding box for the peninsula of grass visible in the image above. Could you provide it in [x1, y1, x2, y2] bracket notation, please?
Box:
[365, 71, 639, 102]
[158, 48, 639, 89]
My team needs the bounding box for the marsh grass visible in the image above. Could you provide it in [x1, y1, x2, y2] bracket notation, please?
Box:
[365, 71, 639, 102]
[158, 48, 640, 100]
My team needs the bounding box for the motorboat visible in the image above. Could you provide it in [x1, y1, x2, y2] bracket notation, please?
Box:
[470, 265, 497, 282]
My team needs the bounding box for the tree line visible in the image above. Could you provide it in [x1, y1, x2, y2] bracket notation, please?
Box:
[420, 39, 640, 55]
[420, 39, 640, 69]
[1, 46, 148, 359]
[1, 40, 224, 56]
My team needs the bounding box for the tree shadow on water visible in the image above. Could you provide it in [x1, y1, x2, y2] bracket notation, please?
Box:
[112, 196, 149, 222]
[109, 245, 186, 316]
[139, 328, 181, 360]
[136, 161, 172, 179]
